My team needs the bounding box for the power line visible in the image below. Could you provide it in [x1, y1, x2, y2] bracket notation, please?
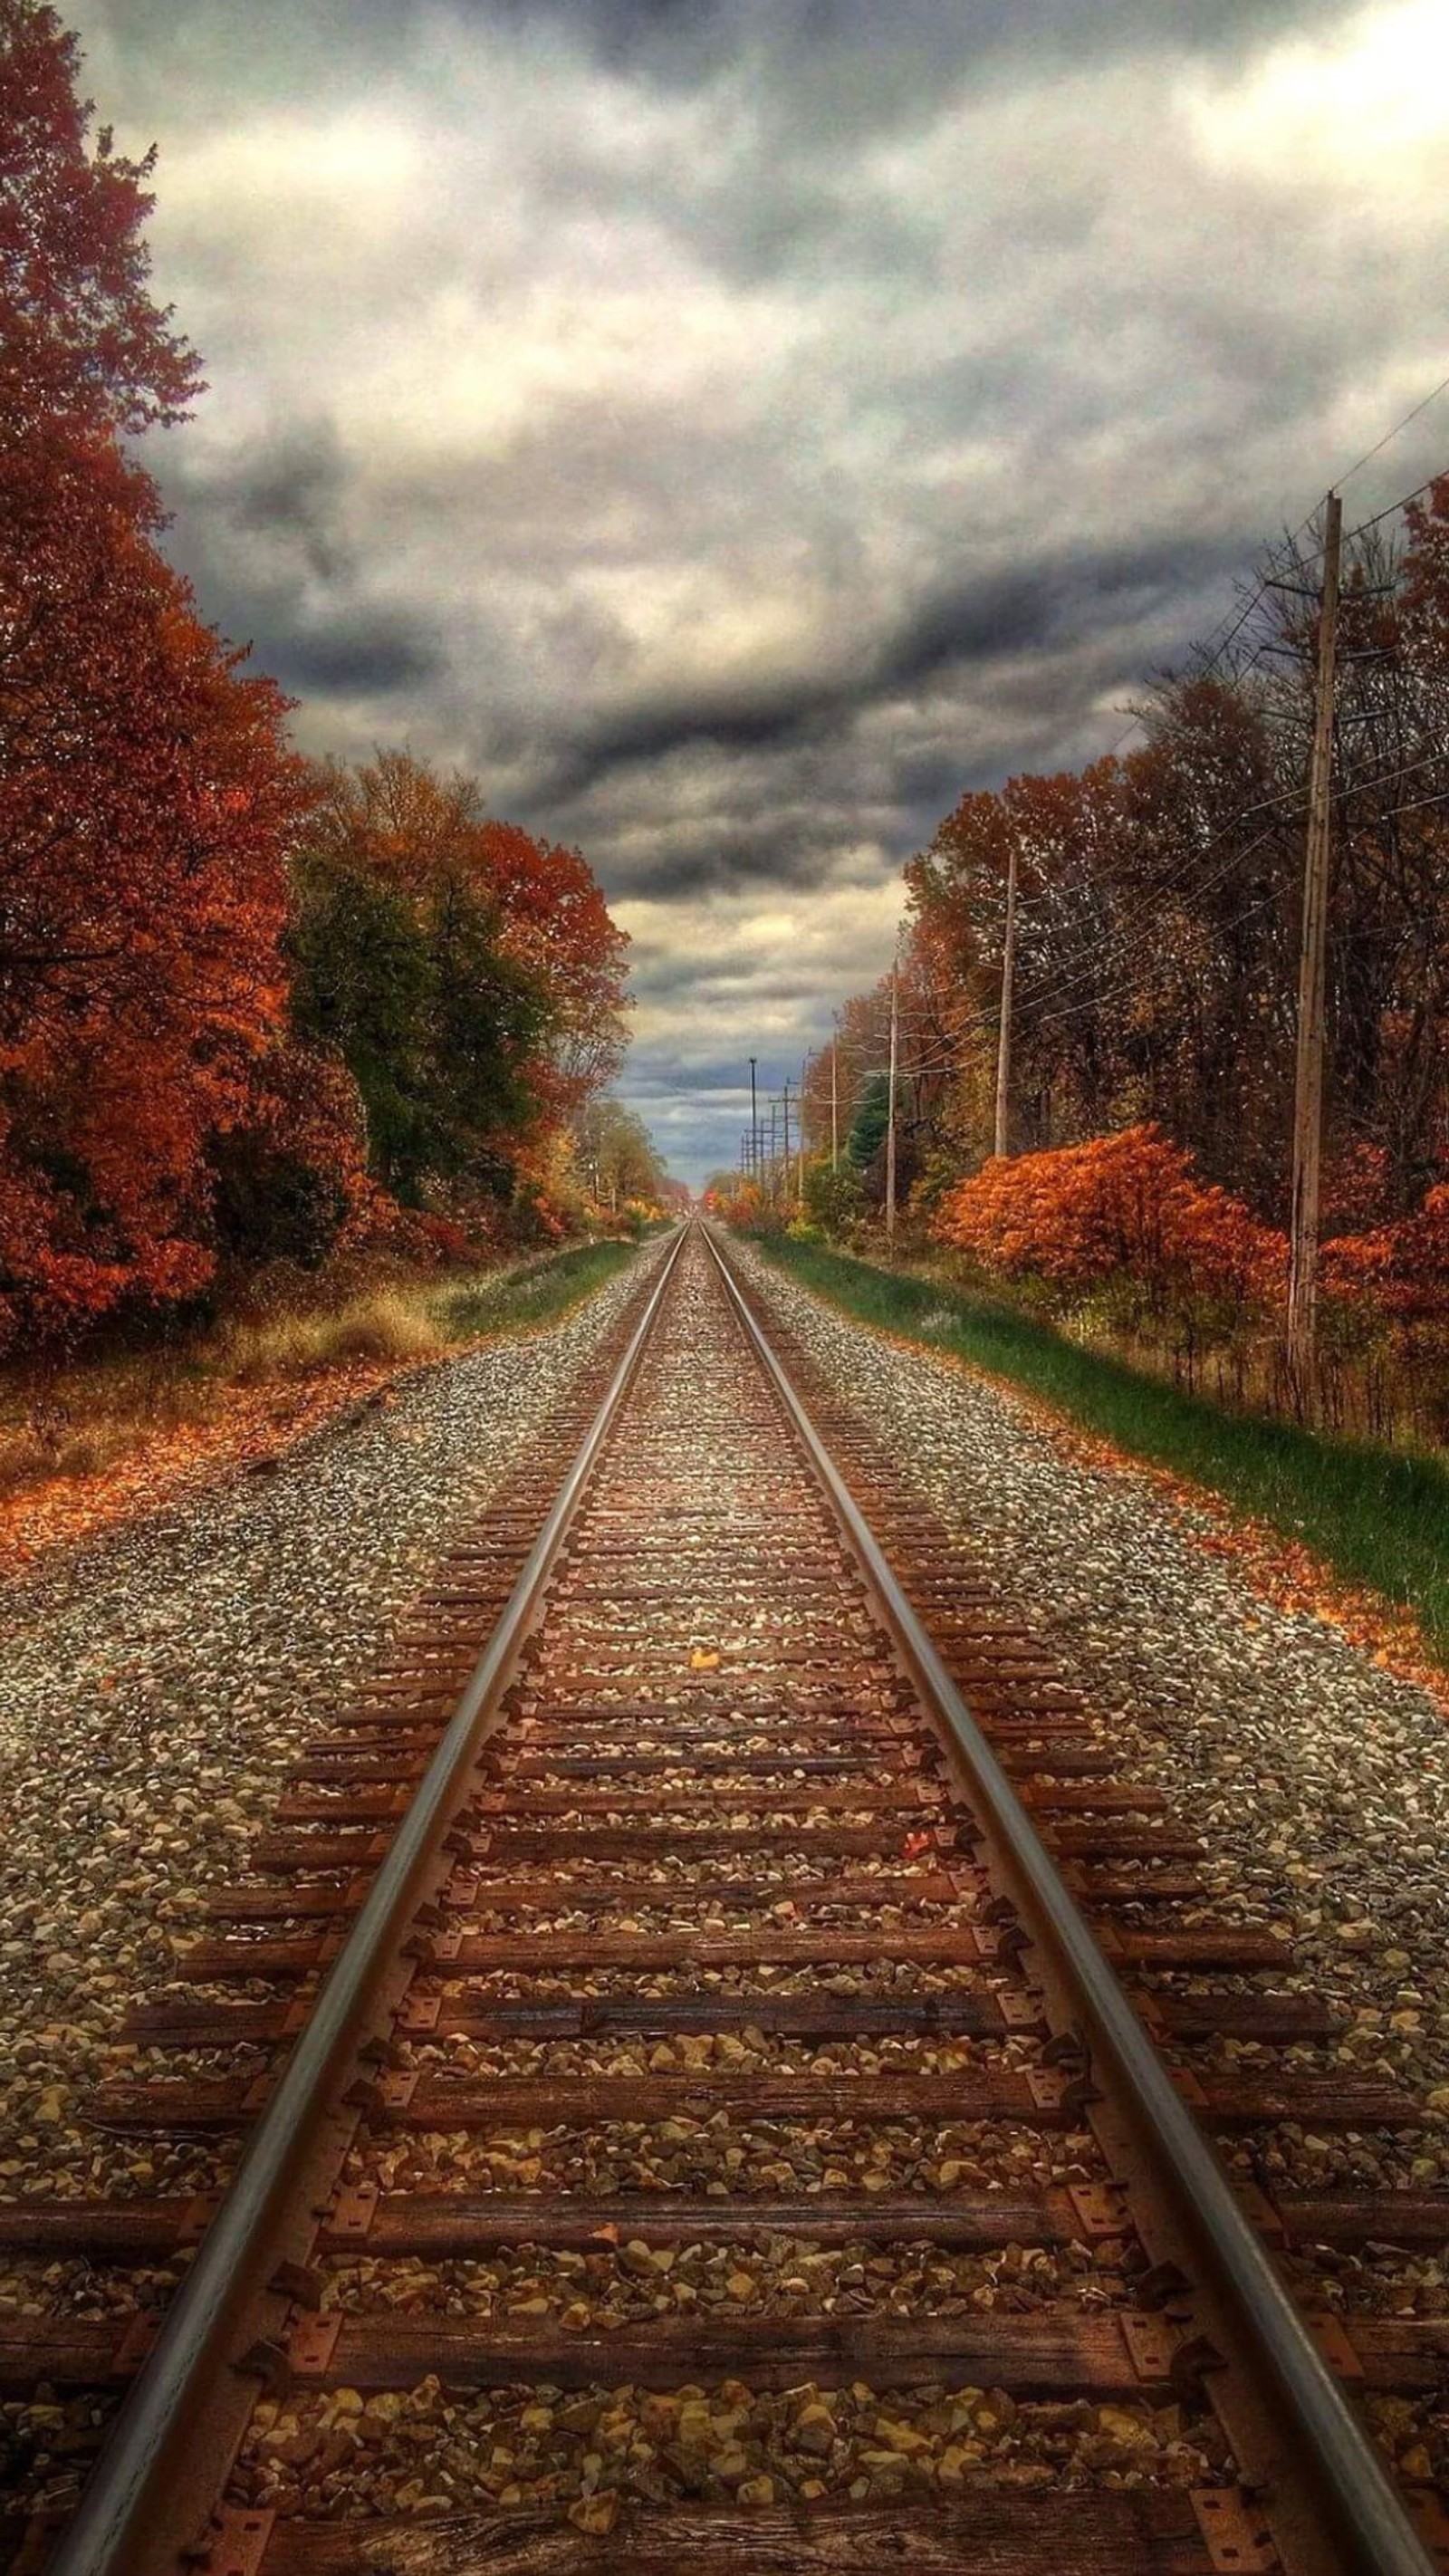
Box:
[837, 393, 1449, 1143]
[1006, 767, 1449, 1043]
[915, 764, 1449, 1065]
[886, 745, 1449, 1088]
[1024, 882, 1286, 1040]
[1087, 368, 1449, 762]
[901, 784, 1308, 1072]
[1344, 469, 1446, 546]
[911, 566, 1449, 1063]
[1336, 367, 1449, 494]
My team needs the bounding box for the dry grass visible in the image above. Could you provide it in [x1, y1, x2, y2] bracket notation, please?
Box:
[0, 1420, 133, 1500]
[0, 1235, 647, 1553]
[0, 1285, 447, 1504]
[0, 1239, 634, 1525]
[218, 1287, 445, 1383]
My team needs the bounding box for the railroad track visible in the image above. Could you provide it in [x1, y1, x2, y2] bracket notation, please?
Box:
[1, 1220, 1444, 2575]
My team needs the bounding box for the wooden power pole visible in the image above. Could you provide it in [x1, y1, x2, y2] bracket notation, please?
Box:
[885, 960, 899, 1254]
[1286, 492, 1343, 1398]
[830, 1038, 840, 1170]
[782, 1081, 792, 1205]
[798, 1055, 808, 1200]
[993, 837, 1019, 1160]
[748, 1056, 758, 1182]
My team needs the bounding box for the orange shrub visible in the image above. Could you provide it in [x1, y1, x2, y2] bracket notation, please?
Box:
[933, 1124, 1285, 1312]
[705, 1179, 777, 1232]
[1323, 1187, 1449, 1325]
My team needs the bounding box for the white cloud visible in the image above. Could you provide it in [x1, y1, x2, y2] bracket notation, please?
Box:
[68, 0, 1449, 1177]
[1185, 0, 1449, 190]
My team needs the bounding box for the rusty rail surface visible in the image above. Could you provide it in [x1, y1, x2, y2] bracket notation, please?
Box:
[43, 1227, 689, 2576]
[5, 1216, 1441, 2576]
[703, 1222, 1437, 2576]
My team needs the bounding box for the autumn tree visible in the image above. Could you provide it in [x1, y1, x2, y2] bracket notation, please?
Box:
[0, 0, 200, 442]
[895, 518, 1449, 1242]
[477, 819, 630, 1118]
[209, 1043, 373, 1274]
[578, 1098, 667, 1213]
[286, 833, 545, 1208]
[0, 1, 314, 1344]
[308, 754, 629, 1129]
[292, 754, 629, 1216]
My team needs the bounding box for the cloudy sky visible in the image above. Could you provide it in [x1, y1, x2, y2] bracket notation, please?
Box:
[73, 0, 1449, 1183]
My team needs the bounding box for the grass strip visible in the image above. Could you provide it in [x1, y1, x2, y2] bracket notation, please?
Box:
[438, 1237, 639, 1341]
[753, 1232, 1449, 1663]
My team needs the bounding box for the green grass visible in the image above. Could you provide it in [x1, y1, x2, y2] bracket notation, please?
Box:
[753, 1232, 1449, 1665]
[437, 1237, 639, 1341]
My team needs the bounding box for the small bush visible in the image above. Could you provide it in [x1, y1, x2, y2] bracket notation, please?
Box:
[219, 1291, 444, 1381]
[0, 1428, 51, 1497]
[321, 1293, 445, 1365]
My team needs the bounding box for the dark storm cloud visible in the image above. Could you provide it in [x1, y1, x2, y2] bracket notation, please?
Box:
[96, 0, 1313, 75]
[269, 617, 444, 697]
[548, 562, 1087, 789]
[226, 421, 356, 584]
[878, 536, 1235, 698]
[494, 0, 1314, 90]
[155, 417, 444, 705]
[576, 553, 1161, 784]
[71, 0, 1449, 1177]
[536, 533, 1235, 856]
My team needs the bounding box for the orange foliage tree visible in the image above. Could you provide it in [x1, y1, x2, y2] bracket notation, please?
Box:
[476, 818, 630, 1120]
[934, 1125, 1286, 1326]
[208, 1041, 377, 1277]
[0, 0, 315, 1346]
[1322, 1189, 1449, 1379]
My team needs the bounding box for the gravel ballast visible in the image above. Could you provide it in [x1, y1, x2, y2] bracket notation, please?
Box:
[0, 1245, 659, 2184]
[729, 1239, 1449, 2124]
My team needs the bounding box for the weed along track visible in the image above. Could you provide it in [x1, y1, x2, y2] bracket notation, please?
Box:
[3, 1222, 1444, 2576]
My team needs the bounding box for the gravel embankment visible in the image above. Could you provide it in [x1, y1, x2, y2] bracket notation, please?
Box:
[729, 1241, 1449, 2136]
[0, 1246, 658, 2178]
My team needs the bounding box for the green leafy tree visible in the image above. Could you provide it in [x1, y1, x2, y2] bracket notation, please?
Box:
[849, 1073, 891, 1177]
[581, 1099, 667, 1214]
[802, 1158, 864, 1232]
[286, 846, 543, 1206]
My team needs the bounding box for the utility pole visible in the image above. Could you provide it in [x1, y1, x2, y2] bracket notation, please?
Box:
[799, 1054, 809, 1199]
[748, 1057, 758, 1184]
[1286, 491, 1343, 1399]
[885, 957, 899, 1255]
[782, 1081, 792, 1205]
[830, 1038, 840, 1171]
[993, 836, 1019, 1160]
[769, 1097, 778, 1201]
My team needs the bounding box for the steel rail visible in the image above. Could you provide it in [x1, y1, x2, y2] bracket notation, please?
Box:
[703, 1222, 1435, 2576]
[50, 1222, 689, 2576]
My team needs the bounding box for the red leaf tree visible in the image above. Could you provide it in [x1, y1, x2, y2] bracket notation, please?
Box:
[934, 1124, 1286, 1317]
[0, 0, 314, 1344]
